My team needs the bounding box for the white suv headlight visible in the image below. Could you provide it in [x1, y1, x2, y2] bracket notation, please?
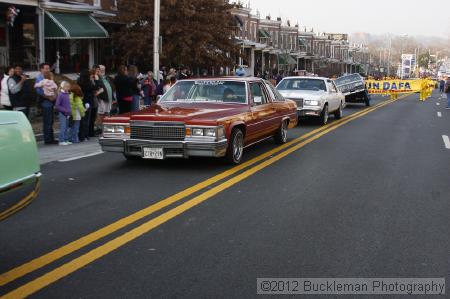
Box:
[305, 100, 320, 106]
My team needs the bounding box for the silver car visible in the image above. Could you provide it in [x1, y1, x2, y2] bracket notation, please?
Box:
[277, 76, 346, 125]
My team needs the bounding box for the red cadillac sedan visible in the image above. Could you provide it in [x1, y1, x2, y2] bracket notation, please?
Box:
[100, 77, 298, 164]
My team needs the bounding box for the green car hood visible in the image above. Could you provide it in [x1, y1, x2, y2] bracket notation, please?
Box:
[0, 111, 40, 189]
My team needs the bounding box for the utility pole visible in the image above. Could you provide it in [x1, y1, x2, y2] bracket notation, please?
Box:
[379, 50, 382, 67]
[153, 0, 160, 81]
[414, 47, 417, 77]
[387, 37, 391, 76]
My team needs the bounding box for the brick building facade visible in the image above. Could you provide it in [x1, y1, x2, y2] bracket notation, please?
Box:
[230, 4, 370, 77]
[0, 0, 370, 77]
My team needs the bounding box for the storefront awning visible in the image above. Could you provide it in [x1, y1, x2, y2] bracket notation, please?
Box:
[234, 15, 244, 27]
[44, 11, 109, 39]
[279, 55, 297, 65]
[258, 29, 270, 39]
[0, 0, 37, 6]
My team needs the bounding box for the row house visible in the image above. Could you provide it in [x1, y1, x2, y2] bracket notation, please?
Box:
[0, 0, 118, 74]
[297, 31, 315, 74]
[229, 3, 371, 78]
[278, 23, 299, 72]
[349, 45, 370, 74]
[231, 6, 263, 76]
[312, 34, 349, 77]
[313, 35, 328, 75]
[297, 32, 370, 77]
[231, 5, 301, 76]
[258, 16, 282, 75]
[234, 10, 366, 77]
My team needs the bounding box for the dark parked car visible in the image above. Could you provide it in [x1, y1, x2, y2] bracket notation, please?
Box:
[334, 74, 371, 106]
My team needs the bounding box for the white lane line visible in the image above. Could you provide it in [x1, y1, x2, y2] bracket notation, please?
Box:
[59, 151, 104, 162]
[436, 102, 440, 106]
[437, 112, 442, 117]
[443, 135, 450, 149]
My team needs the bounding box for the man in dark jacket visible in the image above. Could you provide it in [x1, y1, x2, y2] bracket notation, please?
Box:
[78, 69, 97, 142]
[113, 65, 133, 114]
[7, 65, 30, 117]
[177, 68, 189, 80]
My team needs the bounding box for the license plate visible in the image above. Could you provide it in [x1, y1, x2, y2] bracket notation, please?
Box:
[143, 148, 164, 160]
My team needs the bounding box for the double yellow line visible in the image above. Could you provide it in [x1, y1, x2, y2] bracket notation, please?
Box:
[0, 95, 405, 299]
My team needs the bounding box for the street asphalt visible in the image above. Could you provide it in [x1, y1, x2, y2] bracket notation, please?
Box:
[0, 92, 449, 298]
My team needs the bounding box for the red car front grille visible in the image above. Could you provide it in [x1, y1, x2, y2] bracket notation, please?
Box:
[131, 124, 186, 140]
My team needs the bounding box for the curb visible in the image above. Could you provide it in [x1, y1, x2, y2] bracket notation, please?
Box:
[35, 134, 45, 143]
[35, 132, 59, 143]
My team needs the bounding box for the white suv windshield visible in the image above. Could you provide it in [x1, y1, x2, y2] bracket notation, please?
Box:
[160, 80, 247, 104]
[277, 78, 327, 92]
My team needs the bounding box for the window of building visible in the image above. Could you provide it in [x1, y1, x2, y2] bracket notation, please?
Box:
[3, 5, 37, 69]
[23, 23, 35, 47]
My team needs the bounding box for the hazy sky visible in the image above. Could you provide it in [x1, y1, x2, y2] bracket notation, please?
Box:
[247, 0, 450, 38]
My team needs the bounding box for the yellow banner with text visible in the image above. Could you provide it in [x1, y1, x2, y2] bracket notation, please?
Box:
[365, 79, 423, 95]
[365, 79, 435, 101]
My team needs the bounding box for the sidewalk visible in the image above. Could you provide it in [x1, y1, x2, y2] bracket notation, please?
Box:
[32, 115, 60, 143]
[39, 138, 103, 165]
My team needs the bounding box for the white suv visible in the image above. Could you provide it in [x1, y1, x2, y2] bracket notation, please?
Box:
[277, 76, 346, 125]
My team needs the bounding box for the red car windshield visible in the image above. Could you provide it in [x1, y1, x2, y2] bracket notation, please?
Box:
[160, 80, 247, 104]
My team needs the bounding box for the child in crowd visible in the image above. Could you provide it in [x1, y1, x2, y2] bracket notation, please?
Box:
[162, 79, 171, 94]
[34, 72, 58, 100]
[141, 71, 157, 106]
[55, 81, 72, 146]
[69, 84, 86, 144]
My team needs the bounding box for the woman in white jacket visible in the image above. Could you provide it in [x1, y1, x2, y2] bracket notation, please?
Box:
[1, 66, 14, 110]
